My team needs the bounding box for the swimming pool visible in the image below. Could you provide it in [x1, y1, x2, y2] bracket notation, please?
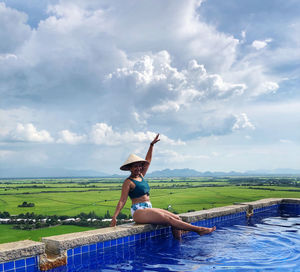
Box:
[52, 203, 300, 272]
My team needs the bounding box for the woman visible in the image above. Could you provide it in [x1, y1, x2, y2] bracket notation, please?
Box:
[110, 134, 216, 238]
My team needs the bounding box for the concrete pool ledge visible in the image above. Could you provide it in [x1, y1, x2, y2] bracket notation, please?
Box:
[236, 198, 283, 208]
[42, 222, 159, 255]
[0, 240, 44, 263]
[179, 204, 248, 223]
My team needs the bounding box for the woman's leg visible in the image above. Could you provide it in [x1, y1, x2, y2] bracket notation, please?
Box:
[133, 208, 215, 236]
[152, 208, 181, 220]
[150, 208, 184, 239]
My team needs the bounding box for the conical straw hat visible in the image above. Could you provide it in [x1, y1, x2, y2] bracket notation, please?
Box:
[120, 154, 149, 171]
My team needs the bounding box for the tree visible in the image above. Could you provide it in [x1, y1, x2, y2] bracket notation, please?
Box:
[117, 212, 127, 220]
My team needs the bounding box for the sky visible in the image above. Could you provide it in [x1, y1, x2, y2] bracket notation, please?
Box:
[0, 0, 300, 176]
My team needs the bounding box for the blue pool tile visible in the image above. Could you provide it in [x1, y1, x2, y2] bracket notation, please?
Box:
[25, 257, 35, 267]
[4, 261, 14, 271]
[123, 236, 129, 243]
[129, 235, 135, 242]
[67, 256, 73, 266]
[25, 266, 36, 272]
[104, 240, 111, 248]
[146, 232, 150, 239]
[111, 239, 116, 247]
[74, 246, 81, 255]
[97, 242, 103, 250]
[82, 253, 89, 264]
[90, 251, 97, 258]
[150, 230, 155, 237]
[74, 255, 81, 266]
[15, 259, 25, 268]
[134, 233, 141, 241]
[67, 248, 73, 256]
[89, 243, 96, 251]
[16, 268, 26, 272]
[82, 245, 89, 253]
[117, 237, 123, 245]
[0, 263, 3, 272]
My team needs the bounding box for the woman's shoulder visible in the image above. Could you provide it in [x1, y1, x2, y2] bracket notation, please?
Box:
[124, 177, 132, 183]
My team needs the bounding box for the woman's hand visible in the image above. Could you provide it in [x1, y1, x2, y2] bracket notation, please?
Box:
[110, 216, 117, 227]
[151, 134, 160, 146]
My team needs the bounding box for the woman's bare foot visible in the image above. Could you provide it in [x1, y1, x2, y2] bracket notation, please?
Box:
[196, 226, 216, 236]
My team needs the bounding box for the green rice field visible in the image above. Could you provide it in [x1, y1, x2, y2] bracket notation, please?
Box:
[1, 177, 299, 243]
[0, 224, 96, 244]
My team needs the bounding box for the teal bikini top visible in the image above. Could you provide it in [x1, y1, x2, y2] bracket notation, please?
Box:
[128, 176, 150, 199]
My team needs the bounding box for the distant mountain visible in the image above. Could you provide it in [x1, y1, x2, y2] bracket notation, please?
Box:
[245, 168, 300, 175]
[148, 168, 300, 177]
[1, 167, 300, 179]
[149, 168, 202, 177]
[0, 167, 109, 178]
[148, 168, 242, 177]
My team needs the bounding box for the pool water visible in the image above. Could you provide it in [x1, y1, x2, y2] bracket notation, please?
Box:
[54, 208, 300, 272]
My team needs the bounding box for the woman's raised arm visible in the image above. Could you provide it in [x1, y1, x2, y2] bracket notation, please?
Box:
[142, 133, 160, 176]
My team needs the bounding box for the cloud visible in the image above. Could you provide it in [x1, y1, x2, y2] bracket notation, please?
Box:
[157, 149, 209, 163]
[232, 113, 255, 131]
[252, 39, 272, 50]
[57, 130, 86, 144]
[9, 123, 54, 143]
[279, 139, 293, 144]
[0, 2, 31, 53]
[90, 123, 185, 146]
[260, 81, 279, 93]
[107, 51, 246, 116]
[0, 53, 18, 60]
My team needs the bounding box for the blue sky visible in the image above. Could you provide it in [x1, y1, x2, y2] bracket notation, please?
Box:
[0, 0, 299, 175]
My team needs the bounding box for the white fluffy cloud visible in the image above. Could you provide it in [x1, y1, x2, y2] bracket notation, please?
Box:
[232, 113, 255, 131]
[107, 51, 246, 118]
[0, 3, 31, 53]
[10, 123, 54, 143]
[57, 130, 86, 144]
[252, 39, 272, 50]
[89, 123, 184, 146]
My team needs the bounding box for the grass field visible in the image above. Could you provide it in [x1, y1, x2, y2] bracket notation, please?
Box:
[0, 224, 96, 244]
[1, 177, 299, 243]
